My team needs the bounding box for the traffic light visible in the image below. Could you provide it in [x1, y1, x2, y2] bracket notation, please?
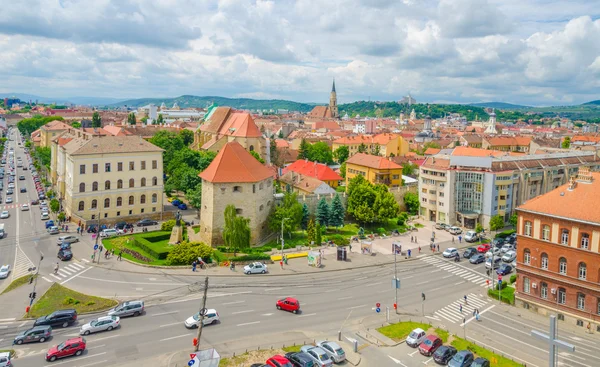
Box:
[422, 293, 426, 301]
[393, 303, 397, 310]
[31, 292, 37, 300]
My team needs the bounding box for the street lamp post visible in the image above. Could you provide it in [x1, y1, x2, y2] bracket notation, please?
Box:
[280, 218, 289, 268]
[27, 252, 43, 315]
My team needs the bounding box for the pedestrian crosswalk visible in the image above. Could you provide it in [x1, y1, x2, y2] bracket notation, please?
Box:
[12, 246, 35, 280]
[420, 256, 491, 287]
[42, 262, 87, 283]
[0, 203, 23, 210]
[428, 293, 489, 324]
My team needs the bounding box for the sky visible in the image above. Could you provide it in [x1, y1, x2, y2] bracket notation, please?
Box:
[0, 0, 599, 106]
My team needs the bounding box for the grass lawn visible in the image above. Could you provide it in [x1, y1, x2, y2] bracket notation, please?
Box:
[102, 233, 172, 266]
[1, 274, 37, 295]
[435, 327, 449, 343]
[451, 336, 523, 366]
[28, 283, 118, 318]
[219, 346, 302, 367]
[193, 226, 200, 234]
[254, 224, 360, 252]
[377, 321, 431, 341]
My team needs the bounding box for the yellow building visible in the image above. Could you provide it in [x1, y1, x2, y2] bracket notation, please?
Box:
[39, 120, 72, 147]
[333, 133, 408, 158]
[345, 153, 403, 188]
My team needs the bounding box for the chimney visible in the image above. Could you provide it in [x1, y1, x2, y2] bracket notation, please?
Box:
[568, 175, 577, 191]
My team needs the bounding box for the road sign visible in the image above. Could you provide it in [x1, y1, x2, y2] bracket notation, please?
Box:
[498, 279, 502, 285]
[376, 307, 381, 313]
[498, 274, 502, 281]
[94, 244, 98, 250]
[190, 354, 196, 360]
[376, 303, 381, 308]
[188, 360, 195, 366]
[199, 308, 208, 316]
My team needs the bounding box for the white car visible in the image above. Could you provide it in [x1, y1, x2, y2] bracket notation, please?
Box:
[5, 197, 12, 204]
[502, 250, 517, 263]
[464, 230, 479, 243]
[442, 248, 458, 258]
[100, 229, 118, 238]
[0, 211, 9, 219]
[485, 247, 502, 258]
[41, 212, 50, 220]
[501, 243, 515, 254]
[7, 183, 14, 189]
[448, 226, 462, 235]
[406, 328, 427, 347]
[184, 309, 220, 328]
[243, 262, 268, 274]
[21, 204, 29, 211]
[80, 316, 120, 335]
[0, 351, 11, 367]
[300, 346, 334, 367]
[0, 265, 10, 279]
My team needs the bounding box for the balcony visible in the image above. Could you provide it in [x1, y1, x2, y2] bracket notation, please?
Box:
[375, 174, 391, 185]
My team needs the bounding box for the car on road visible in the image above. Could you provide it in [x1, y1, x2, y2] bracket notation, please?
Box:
[20, 187, 26, 193]
[266, 355, 293, 367]
[115, 222, 133, 231]
[108, 300, 145, 317]
[48, 226, 60, 235]
[433, 345, 457, 365]
[30, 199, 39, 205]
[59, 243, 72, 251]
[284, 351, 316, 367]
[21, 204, 29, 211]
[442, 248, 458, 258]
[471, 357, 491, 367]
[0, 352, 11, 367]
[136, 219, 158, 227]
[100, 229, 118, 238]
[171, 199, 182, 206]
[13, 325, 52, 345]
[496, 264, 513, 276]
[184, 309, 220, 328]
[41, 212, 50, 221]
[34, 309, 78, 328]
[0, 265, 10, 279]
[464, 230, 479, 242]
[45, 336, 86, 362]
[419, 335, 442, 356]
[277, 297, 300, 314]
[448, 350, 474, 367]
[316, 341, 346, 363]
[501, 243, 515, 254]
[18, 175, 25, 180]
[4, 197, 11, 204]
[80, 316, 120, 335]
[435, 223, 445, 230]
[58, 249, 73, 261]
[406, 328, 427, 347]
[0, 211, 8, 219]
[178, 203, 188, 210]
[448, 226, 462, 235]
[502, 250, 516, 263]
[57, 235, 79, 245]
[469, 254, 486, 264]
[299, 346, 333, 367]
[485, 256, 501, 269]
[477, 243, 491, 253]
[462, 247, 477, 258]
[244, 262, 268, 274]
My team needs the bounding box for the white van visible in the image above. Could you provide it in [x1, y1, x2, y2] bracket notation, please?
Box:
[0, 223, 5, 238]
[100, 229, 118, 238]
[464, 231, 479, 243]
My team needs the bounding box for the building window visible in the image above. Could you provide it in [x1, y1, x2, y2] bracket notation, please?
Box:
[141, 161, 146, 170]
[233, 186, 242, 193]
[91, 199, 97, 209]
[105, 180, 110, 190]
[152, 177, 158, 186]
[152, 160, 157, 169]
[578, 293, 585, 310]
[523, 277, 530, 293]
[559, 257, 567, 275]
[236, 208, 243, 215]
[80, 165, 85, 174]
[542, 225, 550, 240]
[578, 263, 587, 280]
[117, 211, 120, 217]
[524, 221, 532, 236]
[104, 198, 110, 208]
[598, 299, 600, 315]
[581, 233, 590, 250]
[259, 182, 264, 190]
[524, 249, 531, 265]
[105, 163, 111, 172]
[79, 183, 85, 193]
[117, 197, 122, 207]
[117, 179, 123, 189]
[558, 288, 566, 304]
[78, 201, 84, 211]
[92, 182, 98, 191]
[541, 253, 548, 270]
[141, 178, 146, 187]
[129, 161, 135, 170]
[561, 229, 569, 245]
[129, 178, 134, 188]
[249, 145, 254, 152]
[93, 164, 98, 173]
[152, 194, 157, 203]
[128, 196, 134, 205]
[259, 204, 264, 211]
[118, 162, 123, 172]
[540, 282, 548, 299]
[253, 184, 256, 193]
[140, 195, 146, 204]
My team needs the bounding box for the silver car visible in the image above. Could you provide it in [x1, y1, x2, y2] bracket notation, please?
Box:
[57, 235, 79, 245]
[300, 346, 333, 367]
[0, 265, 10, 279]
[243, 262, 268, 275]
[316, 341, 346, 363]
[107, 300, 144, 317]
[80, 316, 120, 335]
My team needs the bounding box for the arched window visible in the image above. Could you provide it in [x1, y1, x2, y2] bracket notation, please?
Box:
[558, 287, 566, 304]
[577, 293, 585, 310]
[92, 182, 98, 191]
[104, 198, 110, 208]
[581, 233, 590, 250]
[542, 225, 550, 240]
[152, 177, 157, 186]
[579, 262, 587, 280]
[540, 282, 548, 299]
[91, 199, 97, 209]
[129, 178, 134, 188]
[140, 195, 146, 204]
[524, 221, 532, 236]
[561, 229, 569, 245]
[78, 201, 84, 211]
[141, 178, 146, 187]
[79, 183, 85, 193]
[152, 194, 157, 203]
[541, 253, 548, 270]
[117, 179, 123, 189]
[233, 186, 242, 193]
[117, 197, 122, 207]
[524, 249, 531, 265]
[523, 277, 530, 293]
[259, 182, 264, 190]
[249, 145, 254, 151]
[128, 196, 134, 205]
[105, 180, 111, 190]
[559, 257, 567, 275]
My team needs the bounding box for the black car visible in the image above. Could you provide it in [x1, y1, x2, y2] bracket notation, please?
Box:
[504, 236, 516, 245]
[492, 238, 505, 248]
[472, 357, 491, 367]
[87, 224, 98, 233]
[136, 219, 158, 227]
[58, 249, 73, 261]
[433, 345, 457, 365]
[34, 309, 77, 328]
[448, 350, 474, 367]
[463, 247, 477, 258]
[115, 222, 134, 230]
[469, 253, 486, 264]
[285, 352, 315, 367]
[20, 187, 26, 193]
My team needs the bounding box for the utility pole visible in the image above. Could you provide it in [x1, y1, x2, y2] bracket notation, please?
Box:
[195, 276, 209, 352]
[394, 243, 398, 314]
[27, 253, 43, 315]
[280, 218, 289, 268]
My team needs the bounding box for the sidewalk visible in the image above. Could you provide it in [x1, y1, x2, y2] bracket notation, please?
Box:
[0, 276, 53, 320]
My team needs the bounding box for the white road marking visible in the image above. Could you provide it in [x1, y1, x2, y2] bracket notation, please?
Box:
[299, 313, 316, 318]
[346, 304, 367, 310]
[70, 262, 85, 270]
[454, 281, 466, 285]
[422, 357, 433, 364]
[59, 268, 73, 275]
[152, 311, 179, 317]
[42, 276, 52, 283]
[261, 313, 273, 316]
[231, 310, 254, 315]
[408, 350, 419, 356]
[237, 321, 260, 326]
[442, 275, 453, 279]
[402, 275, 414, 280]
[355, 276, 367, 280]
[0, 326, 7, 330]
[459, 305, 495, 326]
[388, 355, 407, 366]
[81, 258, 90, 263]
[159, 322, 181, 328]
[149, 278, 157, 281]
[160, 334, 190, 342]
[86, 334, 121, 343]
[264, 287, 282, 292]
[60, 266, 93, 285]
[416, 280, 430, 285]
[222, 300, 245, 305]
[338, 296, 353, 300]
[76, 276, 183, 286]
[19, 321, 28, 327]
[87, 344, 106, 350]
[79, 360, 108, 367]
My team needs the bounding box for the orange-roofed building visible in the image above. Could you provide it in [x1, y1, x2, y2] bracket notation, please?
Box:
[482, 136, 532, 153]
[332, 133, 409, 157]
[515, 167, 600, 325]
[451, 146, 523, 158]
[345, 153, 403, 188]
[282, 160, 343, 188]
[424, 147, 441, 156]
[39, 120, 72, 147]
[199, 142, 274, 246]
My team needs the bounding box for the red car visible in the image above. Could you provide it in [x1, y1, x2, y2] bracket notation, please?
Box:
[45, 337, 86, 362]
[477, 243, 491, 253]
[419, 335, 442, 356]
[266, 355, 293, 367]
[276, 297, 300, 314]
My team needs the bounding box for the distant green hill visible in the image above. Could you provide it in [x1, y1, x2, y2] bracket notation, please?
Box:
[468, 102, 531, 110]
[107, 95, 316, 112]
[582, 100, 600, 106]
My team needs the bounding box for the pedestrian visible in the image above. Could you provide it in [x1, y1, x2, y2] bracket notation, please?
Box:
[192, 260, 197, 272]
[76, 227, 80, 234]
[408, 249, 411, 258]
[418, 246, 421, 253]
[410, 236, 413, 243]
[54, 262, 59, 274]
[473, 309, 476, 317]
[464, 295, 468, 304]
[280, 260, 284, 269]
[459, 304, 463, 313]
[458, 235, 462, 243]
[452, 236, 455, 243]
[349, 243, 352, 252]
[475, 309, 480, 321]
[437, 244, 440, 252]
[111, 248, 115, 257]
[66, 225, 68, 232]
[118, 250, 122, 261]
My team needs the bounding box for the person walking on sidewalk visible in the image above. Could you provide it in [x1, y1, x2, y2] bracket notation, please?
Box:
[54, 262, 59, 275]
[192, 260, 197, 272]
[464, 295, 468, 305]
[117, 250, 122, 261]
[437, 244, 440, 252]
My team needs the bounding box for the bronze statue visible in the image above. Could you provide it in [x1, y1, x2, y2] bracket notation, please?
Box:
[175, 210, 181, 227]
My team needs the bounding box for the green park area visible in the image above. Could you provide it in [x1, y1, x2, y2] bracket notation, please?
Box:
[1, 274, 38, 295]
[27, 283, 118, 318]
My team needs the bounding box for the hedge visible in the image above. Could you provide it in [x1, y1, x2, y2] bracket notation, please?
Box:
[488, 287, 515, 305]
[495, 229, 516, 239]
[509, 274, 517, 284]
[133, 233, 172, 260]
[231, 253, 271, 262]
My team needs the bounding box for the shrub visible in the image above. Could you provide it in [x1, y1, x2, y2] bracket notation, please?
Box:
[377, 227, 387, 235]
[216, 246, 229, 253]
[488, 287, 515, 305]
[161, 220, 176, 232]
[397, 212, 409, 226]
[495, 280, 508, 290]
[509, 274, 517, 284]
[86, 301, 95, 306]
[231, 253, 271, 262]
[326, 234, 349, 246]
[495, 229, 516, 239]
[141, 233, 172, 243]
[166, 241, 213, 266]
[133, 234, 171, 260]
[63, 297, 80, 305]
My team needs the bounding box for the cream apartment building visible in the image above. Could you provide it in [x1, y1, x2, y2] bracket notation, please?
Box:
[419, 157, 453, 223]
[52, 134, 165, 225]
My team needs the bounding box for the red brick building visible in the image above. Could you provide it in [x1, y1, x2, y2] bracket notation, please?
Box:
[515, 167, 600, 330]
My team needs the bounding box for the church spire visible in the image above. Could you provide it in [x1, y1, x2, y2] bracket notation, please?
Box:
[331, 78, 336, 93]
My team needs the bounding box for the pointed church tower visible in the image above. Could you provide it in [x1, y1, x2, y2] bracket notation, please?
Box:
[329, 79, 338, 118]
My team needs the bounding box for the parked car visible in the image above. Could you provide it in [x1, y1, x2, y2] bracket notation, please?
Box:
[45, 336, 86, 362]
[184, 309, 219, 328]
[492, 237, 505, 248]
[21, 203, 29, 211]
[464, 231, 479, 243]
[433, 345, 457, 365]
[0, 211, 8, 219]
[276, 297, 300, 314]
[419, 335, 442, 356]
[502, 250, 516, 263]
[115, 222, 133, 231]
[501, 243, 515, 254]
[57, 235, 79, 245]
[178, 203, 188, 210]
[406, 328, 427, 347]
[100, 229, 118, 238]
[244, 262, 268, 274]
[504, 236, 516, 245]
[442, 248, 458, 258]
[285, 352, 316, 367]
[108, 300, 145, 318]
[41, 212, 50, 221]
[80, 316, 120, 335]
[48, 226, 60, 235]
[316, 341, 346, 363]
[477, 243, 491, 253]
[435, 223, 445, 230]
[448, 350, 474, 367]
[172, 199, 182, 206]
[0, 265, 11, 279]
[266, 355, 293, 367]
[463, 247, 477, 258]
[469, 254, 486, 264]
[34, 309, 78, 328]
[485, 256, 501, 269]
[0, 352, 10, 367]
[496, 264, 513, 276]
[57, 249, 73, 261]
[449, 226, 462, 235]
[484, 247, 501, 258]
[13, 325, 52, 345]
[136, 219, 158, 227]
[471, 357, 491, 367]
[299, 346, 333, 367]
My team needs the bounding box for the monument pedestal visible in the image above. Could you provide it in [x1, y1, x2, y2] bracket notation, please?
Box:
[169, 225, 183, 245]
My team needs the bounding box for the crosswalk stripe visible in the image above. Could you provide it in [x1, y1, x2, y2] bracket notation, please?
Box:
[81, 259, 90, 263]
[451, 269, 468, 275]
[436, 309, 462, 321]
[435, 312, 459, 323]
[42, 277, 52, 283]
[50, 273, 62, 280]
[59, 268, 73, 275]
[439, 265, 455, 270]
[64, 265, 80, 272]
[462, 274, 479, 280]
[70, 263, 85, 270]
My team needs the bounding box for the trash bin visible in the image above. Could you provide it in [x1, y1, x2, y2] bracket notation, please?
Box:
[337, 247, 347, 261]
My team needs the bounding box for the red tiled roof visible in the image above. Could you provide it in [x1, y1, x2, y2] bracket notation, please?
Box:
[199, 142, 273, 183]
[314, 121, 341, 131]
[424, 147, 441, 155]
[308, 106, 332, 118]
[333, 133, 399, 145]
[452, 146, 523, 157]
[346, 153, 402, 170]
[486, 136, 532, 146]
[275, 139, 289, 148]
[220, 112, 262, 138]
[56, 137, 73, 147]
[282, 160, 342, 181]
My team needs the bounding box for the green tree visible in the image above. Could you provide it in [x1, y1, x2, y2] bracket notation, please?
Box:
[475, 223, 484, 242]
[58, 212, 66, 222]
[346, 175, 377, 224]
[315, 222, 322, 246]
[71, 121, 81, 128]
[489, 215, 505, 235]
[223, 205, 251, 256]
[357, 143, 367, 153]
[270, 140, 281, 167]
[278, 130, 284, 138]
[402, 162, 417, 176]
[149, 130, 185, 171]
[157, 114, 164, 124]
[91, 111, 101, 128]
[509, 213, 518, 228]
[373, 185, 400, 220]
[403, 192, 420, 215]
[250, 150, 265, 164]
[562, 136, 571, 149]
[185, 184, 202, 219]
[166, 241, 213, 266]
[301, 203, 310, 230]
[179, 129, 194, 146]
[50, 199, 60, 214]
[305, 141, 333, 164]
[307, 218, 316, 245]
[35, 147, 51, 168]
[298, 139, 310, 160]
[372, 144, 381, 156]
[165, 164, 201, 193]
[268, 192, 303, 238]
[316, 198, 330, 227]
[127, 113, 136, 125]
[333, 145, 349, 164]
[329, 194, 345, 227]
[340, 162, 347, 179]
[17, 115, 64, 135]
